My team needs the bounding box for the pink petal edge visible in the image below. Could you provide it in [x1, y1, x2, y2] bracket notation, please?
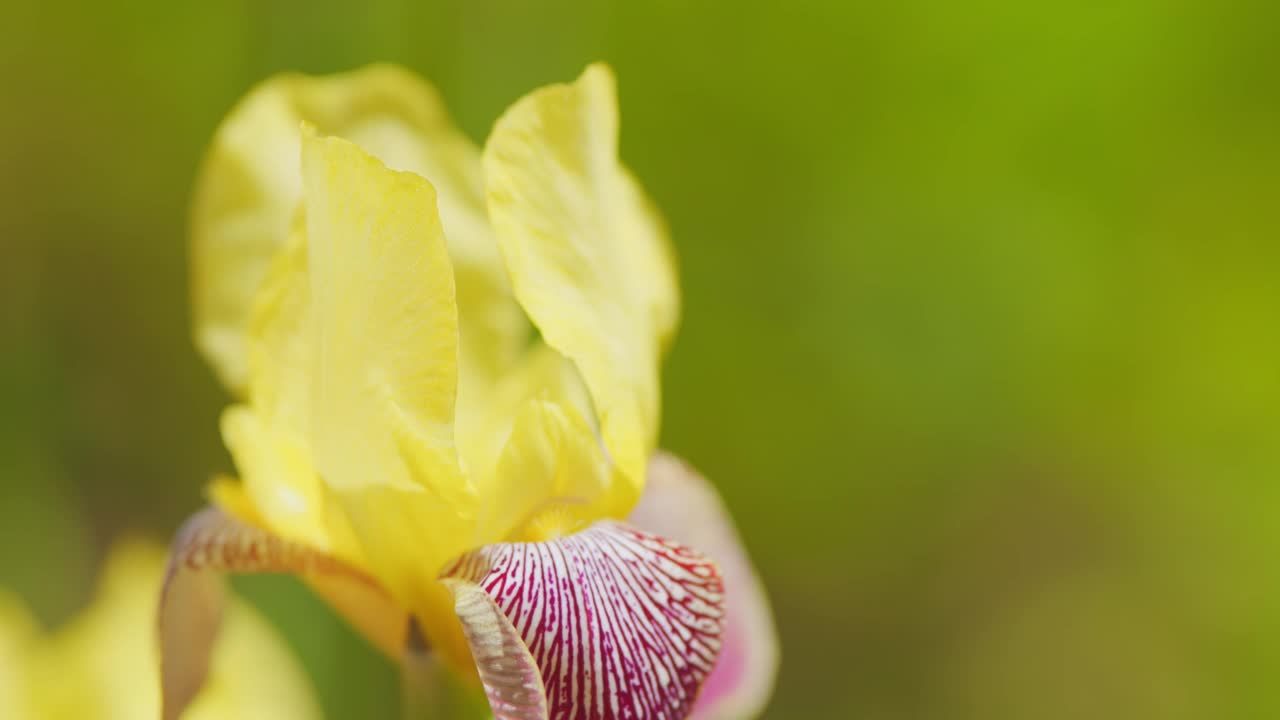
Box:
[631, 453, 780, 720]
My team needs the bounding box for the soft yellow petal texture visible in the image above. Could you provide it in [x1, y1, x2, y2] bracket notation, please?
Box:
[465, 342, 634, 544]
[482, 396, 613, 542]
[0, 593, 37, 720]
[301, 131, 476, 667]
[192, 64, 526, 397]
[218, 219, 364, 564]
[207, 474, 264, 525]
[302, 130, 467, 507]
[483, 63, 680, 489]
[220, 407, 332, 549]
[17, 541, 320, 720]
[458, 342, 587, 494]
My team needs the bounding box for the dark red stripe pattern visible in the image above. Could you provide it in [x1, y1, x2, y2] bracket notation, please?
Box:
[443, 521, 726, 720]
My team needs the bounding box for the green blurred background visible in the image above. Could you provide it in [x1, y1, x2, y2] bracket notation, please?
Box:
[3, 0, 1280, 717]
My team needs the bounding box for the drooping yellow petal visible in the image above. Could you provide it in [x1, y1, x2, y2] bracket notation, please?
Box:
[187, 591, 323, 720]
[159, 506, 408, 720]
[29, 541, 321, 720]
[301, 131, 476, 666]
[192, 64, 526, 397]
[483, 63, 680, 489]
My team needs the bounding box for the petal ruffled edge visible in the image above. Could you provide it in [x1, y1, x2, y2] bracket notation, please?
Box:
[441, 520, 725, 720]
[483, 63, 681, 488]
[441, 580, 548, 720]
[630, 453, 780, 720]
[159, 507, 406, 720]
[192, 64, 521, 395]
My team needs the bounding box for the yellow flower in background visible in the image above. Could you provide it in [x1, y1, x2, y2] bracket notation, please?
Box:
[0, 542, 320, 720]
[169, 63, 777, 720]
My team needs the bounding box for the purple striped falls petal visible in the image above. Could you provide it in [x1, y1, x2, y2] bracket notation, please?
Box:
[630, 453, 779, 720]
[159, 507, 407, 720]
[441, 520, 727, 720]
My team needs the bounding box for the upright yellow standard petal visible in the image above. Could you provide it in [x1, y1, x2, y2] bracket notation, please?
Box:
[302, 130, 466, 506]
[216, 218, 364, 563]
[192, 65, 525, 396]
[483, 63, 680, 489]
[301, 131, 476, 664]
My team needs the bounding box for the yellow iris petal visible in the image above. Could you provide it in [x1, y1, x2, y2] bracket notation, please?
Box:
[483, 63, 680, 489]
[462, 341, 632, 544]
[462, 342, 589, 495]
[215, 218, 365, 564]
[3, 542, 320, 720]
[192, 64, 525, 398]
[484, 396, 624, 543]
[219, 406, 349, 555]
[302, 130, 466, 508]
[0, 593, 37, 719]
[301, 131, 476, 665]
[191, 64, 685, 682]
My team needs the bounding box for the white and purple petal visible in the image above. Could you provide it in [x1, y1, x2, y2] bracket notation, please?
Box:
[630, 453, 780, 720]
[442, 521, 726, 720]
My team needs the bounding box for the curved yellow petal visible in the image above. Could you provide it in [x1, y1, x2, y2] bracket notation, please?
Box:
[302, 130, 466, 503]
[301, 131, 477, 666]
[462, 342, 591, 498]
[479, 396, 616, 544]
[459, 340, 635, 546]
[219, 407, 329, 549]
[455, 343, 570, 486]
[440, 579, 547, 720]
[217, 219, 365, 564]
[159, 506, 408, 720]
[0, 592, 37, 720]
[193, 64, 525, 396]
[187, 593, 323, 720]
[244, 216, 311, 435]
[483, 63, 680, 489]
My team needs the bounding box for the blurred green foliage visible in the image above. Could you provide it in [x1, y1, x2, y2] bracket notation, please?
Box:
[3, 0, 1280, 717]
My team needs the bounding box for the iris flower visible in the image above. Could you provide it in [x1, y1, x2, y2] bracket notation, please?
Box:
[164, 64, 778, 720]
[0, 541, 319, 720]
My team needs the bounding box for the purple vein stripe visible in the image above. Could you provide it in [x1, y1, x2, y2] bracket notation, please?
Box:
[444, 521, 726, 720]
